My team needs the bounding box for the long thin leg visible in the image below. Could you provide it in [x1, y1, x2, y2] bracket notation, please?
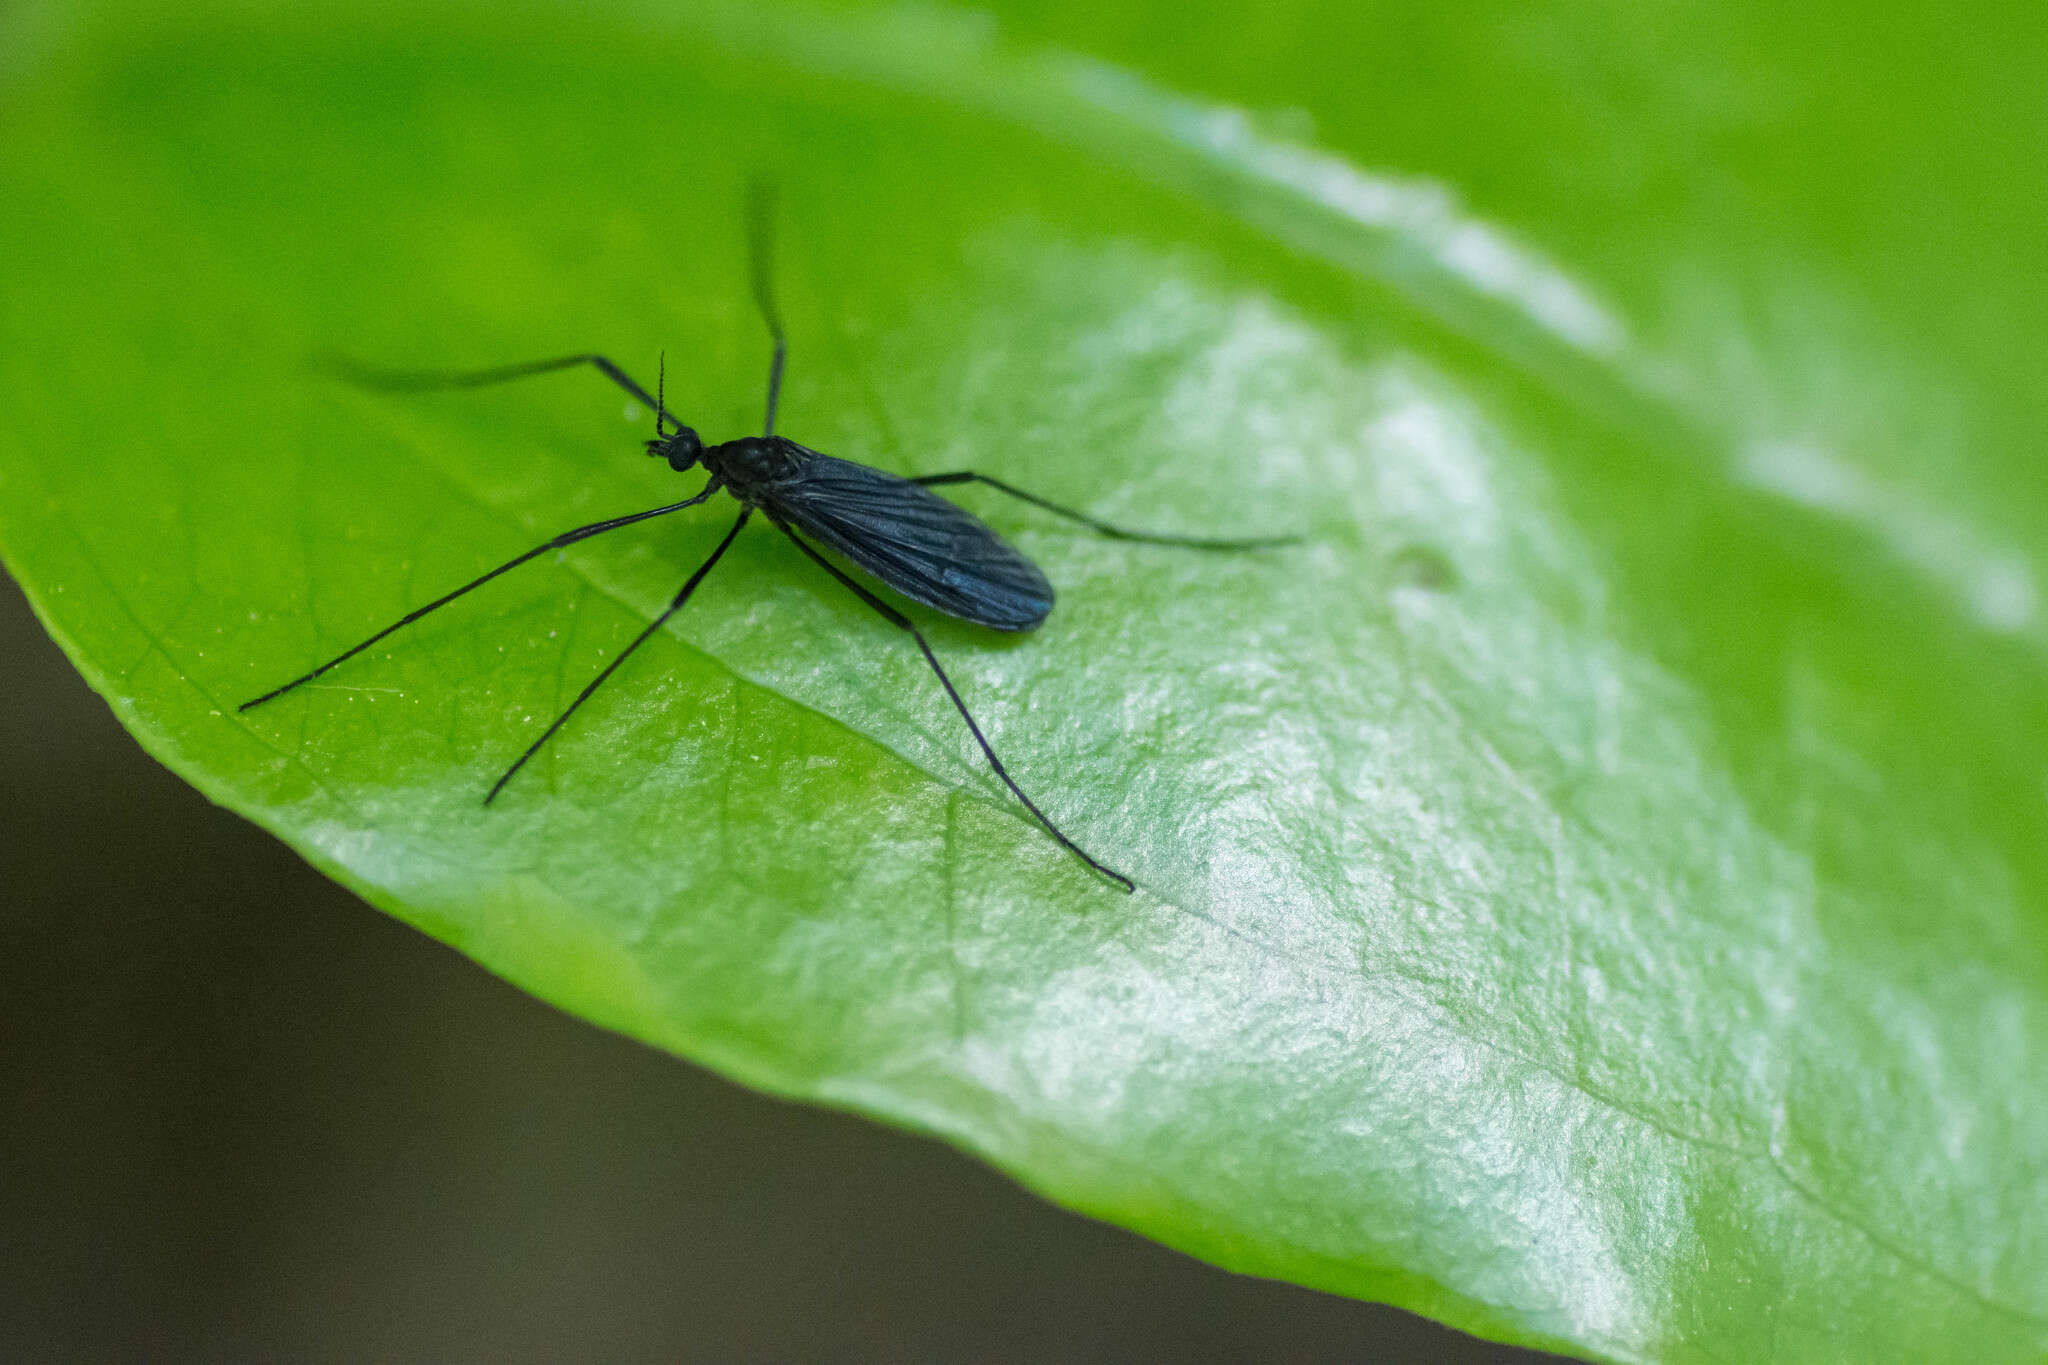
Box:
[488, 509, 751, 804]
[774, 521, 1135, 893]
[748, 178, 788, 436]
[319, 351, 684, 433]
[910, 471, 1298, 550]
[240, 482, 720, 711]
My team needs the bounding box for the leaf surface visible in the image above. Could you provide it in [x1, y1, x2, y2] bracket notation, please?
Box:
[3, 2, 2046, 1360]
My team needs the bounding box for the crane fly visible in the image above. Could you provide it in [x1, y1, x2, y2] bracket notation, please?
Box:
[242, 186, 1295, 891]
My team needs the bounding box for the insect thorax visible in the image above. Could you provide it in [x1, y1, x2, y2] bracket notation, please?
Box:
[705, 435, 809, 494]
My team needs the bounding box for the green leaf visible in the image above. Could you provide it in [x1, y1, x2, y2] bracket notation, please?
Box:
[5, 1, 2046, 1360]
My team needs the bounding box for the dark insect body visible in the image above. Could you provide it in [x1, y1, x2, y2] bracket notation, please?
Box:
[693, 437, 1055, 631]
[242, 186, 1293, 892]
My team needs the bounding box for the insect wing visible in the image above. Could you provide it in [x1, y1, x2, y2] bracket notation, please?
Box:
[770, 455, 1054, 630]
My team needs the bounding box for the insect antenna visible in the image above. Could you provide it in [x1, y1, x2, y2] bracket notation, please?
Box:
[747, 176, 788, 437]
[655, 350, 670, 438]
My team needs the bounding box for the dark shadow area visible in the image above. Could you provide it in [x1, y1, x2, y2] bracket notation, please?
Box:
[0, 571, 1566, 1363]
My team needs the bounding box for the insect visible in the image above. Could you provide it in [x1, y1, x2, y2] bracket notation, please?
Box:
[242, 187, 1293, 891]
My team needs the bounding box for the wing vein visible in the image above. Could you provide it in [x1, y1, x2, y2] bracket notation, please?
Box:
[766, 455, 1054, 630]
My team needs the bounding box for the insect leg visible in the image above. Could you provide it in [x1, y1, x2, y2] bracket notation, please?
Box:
[240, 482, 720, 712]
[774, 522, 1135, 893]
[487, 508, 751, 804]
[910, 472, 1299, 550]
[320, 352, 684, 432]
[748, 178, 788, 436]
